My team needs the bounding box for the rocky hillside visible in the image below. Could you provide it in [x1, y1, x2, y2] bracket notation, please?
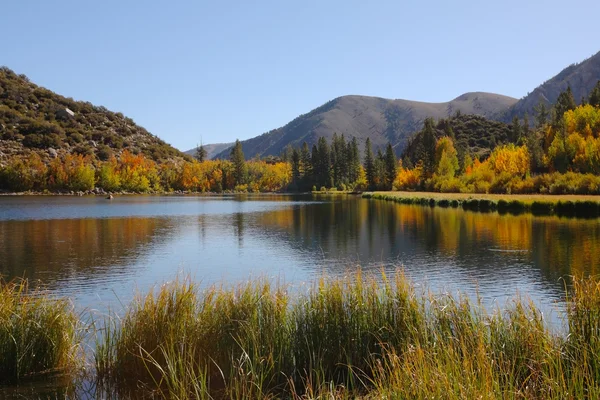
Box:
[213, 92, 517, 159]
[0, 67, 187, 164]
[499, 50, 600, 121]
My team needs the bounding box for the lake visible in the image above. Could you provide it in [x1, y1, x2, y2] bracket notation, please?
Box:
[2, 194, 599, 321]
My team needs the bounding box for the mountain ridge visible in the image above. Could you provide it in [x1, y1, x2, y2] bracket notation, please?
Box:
[197, 51, 600, 160]
[207, 91, 517, 159]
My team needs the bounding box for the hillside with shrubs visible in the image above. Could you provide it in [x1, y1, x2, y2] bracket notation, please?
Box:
[0, 67, 187, 164]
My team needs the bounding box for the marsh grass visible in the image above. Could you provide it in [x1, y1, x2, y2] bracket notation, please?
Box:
[7, 272, 600, 399]
[0, 278, 81, 383]
[90, 272, 600, 399]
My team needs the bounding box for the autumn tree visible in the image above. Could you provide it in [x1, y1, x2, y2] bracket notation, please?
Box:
[434, 137, 459, 178]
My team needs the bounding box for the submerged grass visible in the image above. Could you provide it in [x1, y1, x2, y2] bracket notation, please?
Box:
[93, 272, 600, 399]
[364, 191, 600, 218]
[0, 278, 81, 383]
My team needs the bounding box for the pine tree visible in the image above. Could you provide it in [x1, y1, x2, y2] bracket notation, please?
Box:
[291, 148, 300, 189]
[534, 101, 549, 129]
[300, 142, 311, 187]
[384, 143, 397, 190]
[230, 139, 247, 186]
[364, 137, 375, 190]
[553, 86, 577, 125]
[315, 137, 332, 189]
[589, 80, 600, 108]
[195, 143, 207, 162]
[349, 137, 361, 184]
[510, 116, 522, 143]
[375, 150, 385, 190]
[421, 118, 437, 177]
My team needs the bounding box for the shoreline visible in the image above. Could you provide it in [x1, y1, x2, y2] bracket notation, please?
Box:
[363, 191, 600, 218]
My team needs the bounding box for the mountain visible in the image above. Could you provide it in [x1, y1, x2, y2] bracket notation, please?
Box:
[213, 92, 517, 159]
[184, 142, 233, 160]
[499, 51, 600, 121]
[0, 67, 188, 164]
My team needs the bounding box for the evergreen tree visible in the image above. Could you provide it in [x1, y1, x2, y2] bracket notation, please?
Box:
[375, 150, 385, 190]
[384, 143, 397, 190]
[300, 142, 312, 187]
[364, 137, 375, 190]
[553, 86, 577, 125]
[291, 148, 300, 189]
[534, 101, 549, 129]
[195, 143, 207, 162]
[348, 137, 361, 184]
[510, 116, 522, 143]
[589, 81, 600, 108]
[280, 145, 293, 163]
[526, 127, 544, 173]
[421, 118, 437, 177]
[230, 139, 247, 186]
[444, 121, 456, 141]
[315, 137, 332, 189]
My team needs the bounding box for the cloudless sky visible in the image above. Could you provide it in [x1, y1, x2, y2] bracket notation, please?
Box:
[2, 0, 599, 150]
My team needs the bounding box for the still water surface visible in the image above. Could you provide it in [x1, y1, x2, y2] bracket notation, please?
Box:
[1, 194, 599, 319]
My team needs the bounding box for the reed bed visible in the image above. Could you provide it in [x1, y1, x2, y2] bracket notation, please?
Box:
[4, 272, 600, 398]
[0, 278, 81, 383]
[91, 272, 600, 399]
[363, 192, 600, 218]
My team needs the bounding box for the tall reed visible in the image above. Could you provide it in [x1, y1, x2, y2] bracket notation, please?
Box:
[0, 278, 80, 383]
[88, 272, 600, 398]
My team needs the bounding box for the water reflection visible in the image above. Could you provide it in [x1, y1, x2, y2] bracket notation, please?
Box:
[0, 195, 598, 314]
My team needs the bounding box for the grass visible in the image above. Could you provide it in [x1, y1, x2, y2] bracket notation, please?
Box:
[0, 278, 81, 383]
[5, 272, 600, 398]
[91, 272, 600, 399]
[364, 191, 600, 218]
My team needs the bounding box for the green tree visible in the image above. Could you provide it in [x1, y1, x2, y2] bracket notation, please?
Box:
[589, 80, 600, 108]
[364, 137, 375, 190]
[300, 142, 312, 187]
[534, 101, 549, 129]
[230, 139, 247, 186]
[348, 137, 361, 184]
[510, 116, 522, 143]
[313, 137, 332, 189]
[384, 143, 397, 190]
[421, 118, 437, 177]
[553, 86, 577, 125]
[291, 148, 300, 189]
[195, 143, 207, 162]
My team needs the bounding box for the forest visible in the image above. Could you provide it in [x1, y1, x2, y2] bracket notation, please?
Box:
[1, 82, 600, 195]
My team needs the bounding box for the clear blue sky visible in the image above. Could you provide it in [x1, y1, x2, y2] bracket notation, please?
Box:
[3, 0, 599, 151]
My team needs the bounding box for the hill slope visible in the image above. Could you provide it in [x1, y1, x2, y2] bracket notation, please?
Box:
[213, 92, 517, 159]
[0, 67, 187, 164]
[499, 50, 600, 121]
